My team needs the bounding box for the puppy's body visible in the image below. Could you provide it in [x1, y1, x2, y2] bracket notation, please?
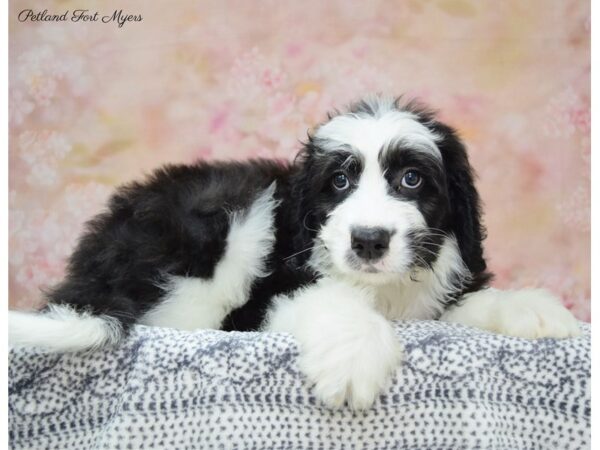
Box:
[46, 160, 306, 333]
[10, 96, 581, 409]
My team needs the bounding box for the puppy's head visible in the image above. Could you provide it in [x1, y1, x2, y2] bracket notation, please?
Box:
[293, 96, 488, 286]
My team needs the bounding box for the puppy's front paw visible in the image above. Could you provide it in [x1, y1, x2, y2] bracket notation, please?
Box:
[493, 289, 581, 339]
[299, 319, 402, 410]
[444, 288, 581, 339]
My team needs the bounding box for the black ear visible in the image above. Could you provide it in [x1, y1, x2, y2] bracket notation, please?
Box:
[288, 141, 321, 267]
[432, 122, 493, 289]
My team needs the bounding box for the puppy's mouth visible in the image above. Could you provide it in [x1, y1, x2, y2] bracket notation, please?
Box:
[344, 251, 388, 274]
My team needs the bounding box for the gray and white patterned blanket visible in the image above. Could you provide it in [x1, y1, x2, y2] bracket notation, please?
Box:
[9, 321, 591, 450]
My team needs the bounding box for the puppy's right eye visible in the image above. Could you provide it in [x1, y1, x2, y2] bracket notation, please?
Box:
[332, 172, 350, 190]
[401, 169, 422, 189]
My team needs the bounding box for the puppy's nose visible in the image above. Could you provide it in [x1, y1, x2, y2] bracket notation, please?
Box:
[350, 227, 391, 261]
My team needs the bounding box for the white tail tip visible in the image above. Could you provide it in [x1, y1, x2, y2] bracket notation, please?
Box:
[9, 304, 123, 353]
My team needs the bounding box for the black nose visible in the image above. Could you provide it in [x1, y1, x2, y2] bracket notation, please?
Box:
[350, 227, 391, 261]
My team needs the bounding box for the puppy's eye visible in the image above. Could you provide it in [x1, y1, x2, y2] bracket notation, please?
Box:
[332, 172, 350, 190]
[401, 170, 422, 189]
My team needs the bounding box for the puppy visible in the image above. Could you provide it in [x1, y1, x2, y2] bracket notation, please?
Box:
[9, 95, 580, 409]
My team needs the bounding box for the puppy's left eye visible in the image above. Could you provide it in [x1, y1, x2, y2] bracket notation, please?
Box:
[401, 170, 423, 189]
[332, 172, 350, 190]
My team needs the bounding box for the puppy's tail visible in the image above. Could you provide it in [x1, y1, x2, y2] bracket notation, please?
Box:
[9, 304, 123, 353]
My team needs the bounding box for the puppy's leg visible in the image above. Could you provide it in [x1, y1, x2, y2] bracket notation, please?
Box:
[440, 288, 581, 339]
[264, 278, 402, 410]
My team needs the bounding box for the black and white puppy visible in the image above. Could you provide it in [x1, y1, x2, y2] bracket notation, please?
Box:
[10, 96, 580, 409]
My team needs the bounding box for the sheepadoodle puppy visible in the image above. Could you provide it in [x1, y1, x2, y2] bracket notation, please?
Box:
[10, 96, 580, 409]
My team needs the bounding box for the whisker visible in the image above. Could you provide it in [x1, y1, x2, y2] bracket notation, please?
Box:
[410, 235, 447, 243]
[411, 228, 450, 238]
[427, 227, 451, 234]
[302, 213, 320, 233]
[283, 244, 325, 261]
[411, 253, 431, 269]
[414, 242, 448, 249]
[426, 231, 447, 236]
[414, 246, 440, 258]
[410, 238, 447, 248]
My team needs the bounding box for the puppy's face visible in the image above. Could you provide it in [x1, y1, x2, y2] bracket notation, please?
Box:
[300, 98, 458, 285]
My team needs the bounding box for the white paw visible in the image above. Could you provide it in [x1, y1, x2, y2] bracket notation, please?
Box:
[494, 289, 581, 339]
[443, 288, 582, 339]
[299, 318, 402, 410]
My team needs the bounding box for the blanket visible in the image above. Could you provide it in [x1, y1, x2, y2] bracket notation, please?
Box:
[9, 321, 591, 450]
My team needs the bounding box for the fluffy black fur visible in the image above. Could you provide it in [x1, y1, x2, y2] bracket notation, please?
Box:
[43, 98, 492, 335]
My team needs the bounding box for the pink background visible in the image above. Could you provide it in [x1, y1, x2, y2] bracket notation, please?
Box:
[9, 0, 590, 320]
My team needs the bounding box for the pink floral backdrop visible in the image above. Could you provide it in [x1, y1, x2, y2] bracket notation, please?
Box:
[9, 0, 590, 320]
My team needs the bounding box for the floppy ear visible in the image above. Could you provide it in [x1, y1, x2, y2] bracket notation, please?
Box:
[288, 141, 322, 267]
[432, 122, 492, 288]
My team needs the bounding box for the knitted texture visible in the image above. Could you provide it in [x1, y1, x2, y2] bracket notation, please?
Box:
[9, 321, 591, 449]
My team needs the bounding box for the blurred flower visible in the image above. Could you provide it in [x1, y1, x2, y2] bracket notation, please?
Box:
[542, 86, 590, 138]
[18, 130, 72, 187]
[227, 48, 288, 99]
[9, 90, 35, 126]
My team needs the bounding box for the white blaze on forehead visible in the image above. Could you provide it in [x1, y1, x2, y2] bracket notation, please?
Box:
[314, 110, 442, 160]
